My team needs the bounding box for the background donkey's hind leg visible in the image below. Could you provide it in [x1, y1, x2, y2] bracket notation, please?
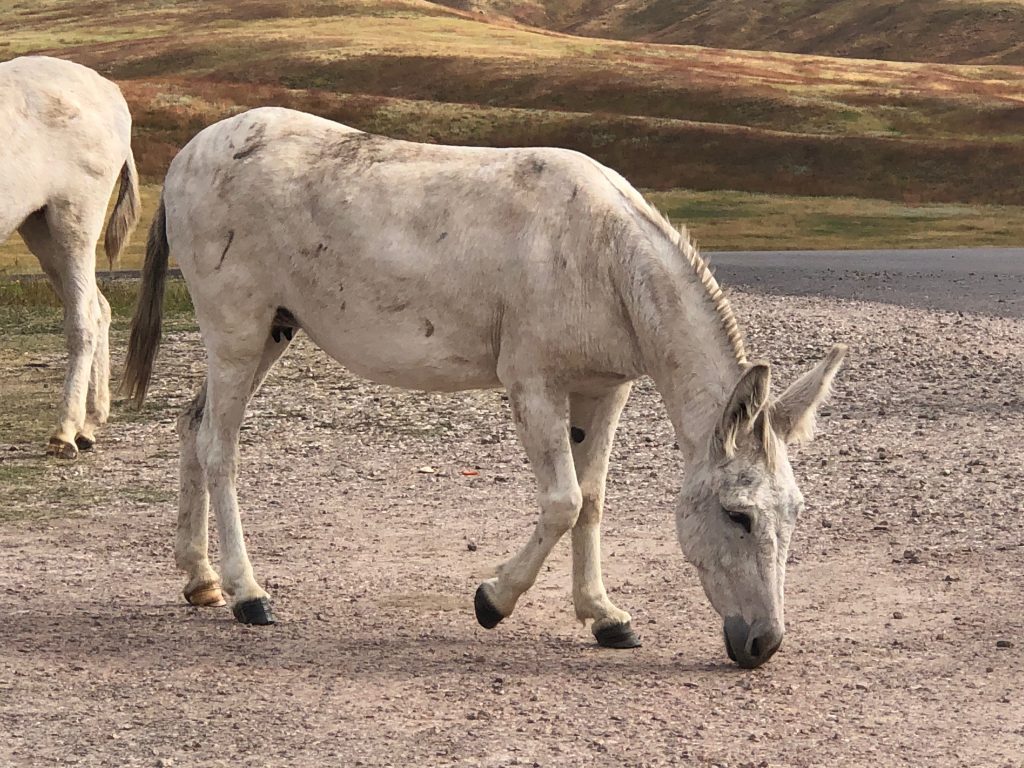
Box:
[18, 207, 102, 459]
[181, 326, 295, 620]
[76, 290, 112, 451]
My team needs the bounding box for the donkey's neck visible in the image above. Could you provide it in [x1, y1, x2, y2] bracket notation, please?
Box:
[621, 230, 745, 460]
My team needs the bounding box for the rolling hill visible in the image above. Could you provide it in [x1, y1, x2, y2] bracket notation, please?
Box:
[439, 0, 1024, 65]
[2, 0, 1023, 205]
[0, 0, 1023, 268]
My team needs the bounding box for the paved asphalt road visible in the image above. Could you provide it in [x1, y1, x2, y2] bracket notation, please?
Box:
[6, 248, 1023, 317]
[707, 248, 1024, 318]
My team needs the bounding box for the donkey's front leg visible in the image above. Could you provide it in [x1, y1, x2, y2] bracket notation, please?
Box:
[569, 384, 639, 648]
[474, 380, 582, 629]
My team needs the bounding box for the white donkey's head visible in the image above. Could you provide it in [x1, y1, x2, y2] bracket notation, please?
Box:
[677, 344, 847, 668]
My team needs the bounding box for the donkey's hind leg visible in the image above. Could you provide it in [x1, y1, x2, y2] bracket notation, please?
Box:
[177, 330, 294, 611]
[18, 209, 99, 459]
[185, 331, 292, 626]
[474, 378, 582, 628]
[76, 290, 112, 451]
[176, 381, 224, 607]
[22, 203, 106, 458]
[569, 384, 638, 648]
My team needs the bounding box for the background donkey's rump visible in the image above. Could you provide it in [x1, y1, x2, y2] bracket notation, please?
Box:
[0, 56, 140, 458]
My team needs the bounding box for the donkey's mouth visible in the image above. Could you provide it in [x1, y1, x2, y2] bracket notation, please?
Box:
[723, 616, 782, 669]
[724, 628, 738, 663]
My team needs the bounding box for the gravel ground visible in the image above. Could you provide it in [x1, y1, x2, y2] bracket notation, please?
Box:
[0, 283, 1022, 767]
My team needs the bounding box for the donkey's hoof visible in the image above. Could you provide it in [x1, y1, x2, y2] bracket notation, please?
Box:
[184, 581, 226, 608]
[474, 584, 504, 629]
[232, 597, 275, 625]
[74, 433, 96, 452]
[46, 437, 78, 460]
[593, 621, 641, 649]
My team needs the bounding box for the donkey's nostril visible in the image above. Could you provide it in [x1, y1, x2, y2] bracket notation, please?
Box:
[749, 635, 762, 659]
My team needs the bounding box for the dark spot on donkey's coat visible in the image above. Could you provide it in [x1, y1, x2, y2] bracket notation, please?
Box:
[233, 121, 267, 160]
[301, 243, 328, 258]
[233, 143, 262, 161]
[216, 230, 235, 270]
[186, 384, 208, 429]
[322, 132, 391, 170]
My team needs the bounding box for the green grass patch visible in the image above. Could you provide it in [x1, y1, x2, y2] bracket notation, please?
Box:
[646, 189, 1024, 250]
[0, 277, 195, 327]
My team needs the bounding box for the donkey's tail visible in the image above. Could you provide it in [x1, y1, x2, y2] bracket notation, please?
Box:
[123, 195, 168, 408]
[103, 149, 141, 270]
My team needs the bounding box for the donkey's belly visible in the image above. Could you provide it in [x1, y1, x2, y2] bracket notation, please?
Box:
[299, 314, 502, 393]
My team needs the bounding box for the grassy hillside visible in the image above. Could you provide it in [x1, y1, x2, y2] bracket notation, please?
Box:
[0, 0, 1022, 272]
[442, 0, 1024, 65]
[3, 0, 1024, 204]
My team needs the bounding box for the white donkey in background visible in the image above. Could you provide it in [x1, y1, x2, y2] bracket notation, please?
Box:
[1, 56, 139, 458]
[125, 107, 845, 668]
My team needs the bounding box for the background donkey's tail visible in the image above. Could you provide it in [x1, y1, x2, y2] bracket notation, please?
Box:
[123, 195, 169, 408]
[103, 149, 141, 270]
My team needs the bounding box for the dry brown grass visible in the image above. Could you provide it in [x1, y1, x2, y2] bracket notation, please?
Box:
[447, 0, 1024, 66]
[1, 0, 1022, 249]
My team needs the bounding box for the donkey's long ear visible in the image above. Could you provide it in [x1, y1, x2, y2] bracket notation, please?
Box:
[714, 362, 771, 458]
[773, 344, 848, 444]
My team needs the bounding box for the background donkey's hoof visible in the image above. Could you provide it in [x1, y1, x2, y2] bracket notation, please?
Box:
[593, 620, 641, 649]
[74, 433, 96, 452]
[474, 584, 504, 629]
[232, 597, 275, 625]
[184, 581, 226, 607]
[46, 437, 78, 459]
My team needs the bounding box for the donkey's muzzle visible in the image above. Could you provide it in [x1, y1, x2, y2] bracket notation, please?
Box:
[723, 616, 782, 669]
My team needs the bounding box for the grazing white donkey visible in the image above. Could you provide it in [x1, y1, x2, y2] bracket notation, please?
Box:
[125, 107, 845, 668]
[1, 56, 140, 458]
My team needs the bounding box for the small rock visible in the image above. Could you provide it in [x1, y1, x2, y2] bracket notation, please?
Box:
[417, 466, 436, 474]
[996, 640, 1014, 649]
[892, 611, 904, 619]
[466, 540, 478, 552]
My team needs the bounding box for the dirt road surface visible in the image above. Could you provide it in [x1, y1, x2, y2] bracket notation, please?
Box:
[1, 257, 1022, 766]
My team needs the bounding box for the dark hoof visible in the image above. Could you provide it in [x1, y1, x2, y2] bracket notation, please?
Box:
[474, 584, 504, 629]
[594, 621, 641, 649]
[46, 437, 78, 460]
[74, 434, 96, 451]
[232, 597, 275, 625]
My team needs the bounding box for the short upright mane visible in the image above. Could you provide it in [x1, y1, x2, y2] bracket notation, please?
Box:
[649, 209, 747, 365]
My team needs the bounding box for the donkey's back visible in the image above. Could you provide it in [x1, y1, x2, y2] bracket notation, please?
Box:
[154, 107, 645, 393]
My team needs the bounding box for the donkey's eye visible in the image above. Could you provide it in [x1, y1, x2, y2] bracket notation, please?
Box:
[726, 509, 753, 534]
